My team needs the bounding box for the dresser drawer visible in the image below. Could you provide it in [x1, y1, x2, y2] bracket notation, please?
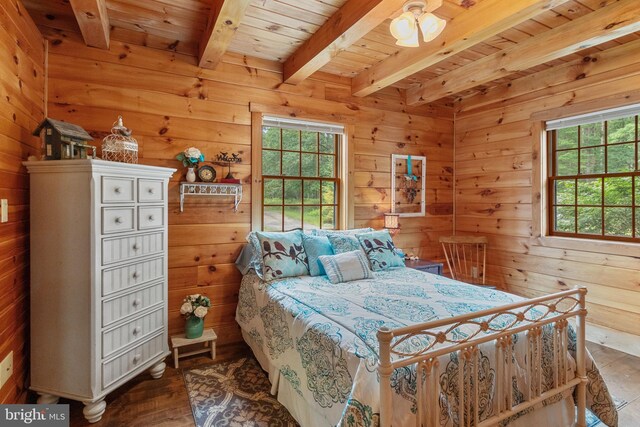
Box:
[102, 232, 164, 265]
[102, 257, 164, 296]
[102, 282, 164, 326]
[102, 306, 164, 358]
[102, 207, 135, 234]
[138, 206, 164, 230]
[138, 179, 164, 203]
[102, 333, 165, 388]
[102, 176, 135, 204]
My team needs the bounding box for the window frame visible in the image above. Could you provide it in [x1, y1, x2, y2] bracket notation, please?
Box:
[250, 110, 353, 232]
[261, 127, 341, 231]
[546, 116, 639, 243]
[531, 102, 640, 257]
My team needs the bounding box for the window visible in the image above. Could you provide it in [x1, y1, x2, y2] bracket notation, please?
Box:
[261, 117, 343, 231]
[547, 106, 639, 242]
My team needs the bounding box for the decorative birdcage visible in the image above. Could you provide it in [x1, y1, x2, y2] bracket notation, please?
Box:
[102, 115, 138, 163]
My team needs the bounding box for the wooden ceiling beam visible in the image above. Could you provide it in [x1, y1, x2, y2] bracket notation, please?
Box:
[407, 0, 640, 105]
[69, 0, 110, 49]
[198, 0, 252, 69]
[352, 0, 569, 98]
[283, 0, 402, 85]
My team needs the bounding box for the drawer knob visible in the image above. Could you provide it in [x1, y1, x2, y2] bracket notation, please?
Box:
[132, 243, 140, 251]
[132, 271, 139, 279]
[114, 187, 121, 194]
[132, 299, 141, 307]
[148, 215, 155, 222]
[148, 188, 155, 194]
[133, 354, 141, 363]
[114, 217, 123, 224]
[133, 326, 141, 335]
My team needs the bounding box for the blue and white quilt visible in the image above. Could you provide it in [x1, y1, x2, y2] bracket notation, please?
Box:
[236, 267, 618, 427]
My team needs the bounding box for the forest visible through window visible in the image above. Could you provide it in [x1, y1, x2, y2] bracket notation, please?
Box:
[548, 114, 639, 241]
[261, 126, 339, 231]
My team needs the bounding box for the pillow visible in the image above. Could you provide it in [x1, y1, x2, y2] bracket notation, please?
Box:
[326, 233, 363, 254]
[245, 232, 264, 278]
[301, 234, 334, 276]
[235, 243, 256, 275]
[255, 230, 309, 281]
[318, 251, 373, 284]
[356, 229, 405, 271]
[312, 227, 373, 237]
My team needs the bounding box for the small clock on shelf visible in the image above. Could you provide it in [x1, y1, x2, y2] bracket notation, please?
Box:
[197, 165, 216, 182]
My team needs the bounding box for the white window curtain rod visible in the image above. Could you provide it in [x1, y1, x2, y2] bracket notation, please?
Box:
[546, 103, 640, 130]
[262, 116, 344, 135]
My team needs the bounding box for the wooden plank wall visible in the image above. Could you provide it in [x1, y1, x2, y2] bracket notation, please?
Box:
[43, 29, 454, 346]
[454, 41, 640, 336]
[0, 0, 45, 403]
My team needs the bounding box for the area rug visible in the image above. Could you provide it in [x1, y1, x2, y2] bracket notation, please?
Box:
[182, 356, 299, 427]
[585, 398, 627, 427]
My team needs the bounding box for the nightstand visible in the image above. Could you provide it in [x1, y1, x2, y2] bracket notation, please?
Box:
[405, 259, 443, 275]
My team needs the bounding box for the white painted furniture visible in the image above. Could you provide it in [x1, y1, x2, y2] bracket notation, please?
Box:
[24, 160, 175, 423]
[179, 182, 242, 212]
[171, 328, 217, 368]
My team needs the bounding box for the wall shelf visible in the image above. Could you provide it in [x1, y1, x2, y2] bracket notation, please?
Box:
[179, 182, 242, 212]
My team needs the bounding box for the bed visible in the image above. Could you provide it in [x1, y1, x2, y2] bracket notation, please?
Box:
[235, 263, 618, 427]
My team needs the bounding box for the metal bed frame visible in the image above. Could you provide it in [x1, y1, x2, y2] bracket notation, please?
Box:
[378, 287, 588, 427]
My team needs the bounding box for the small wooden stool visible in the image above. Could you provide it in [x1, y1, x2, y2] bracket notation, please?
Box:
[170, 328, 217, 368]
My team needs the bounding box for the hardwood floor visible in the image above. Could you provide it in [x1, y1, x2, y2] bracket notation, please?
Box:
[65, 342, 251, 427]
[587, 342, 640, 427]
[55, 341, 639, 426]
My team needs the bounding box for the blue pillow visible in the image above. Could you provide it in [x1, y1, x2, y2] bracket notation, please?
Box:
[255, 230, 309, 281]
[235, 243, 256, 275]
[245, 232, 264, 279]
[318, 251, 373, 284]
[356, 229, 405, 271]
[326, 233, 363, 254]
[301, 234, 334, 276]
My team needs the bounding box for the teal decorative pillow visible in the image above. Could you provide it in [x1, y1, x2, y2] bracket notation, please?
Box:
[255, 230, 309, 281]
[356, 230, 405, 271]
[313, 227, 373, 237]
[326, 233, 363, 254]
[301, 234, 334, 276]
[318, 251, 373, 284]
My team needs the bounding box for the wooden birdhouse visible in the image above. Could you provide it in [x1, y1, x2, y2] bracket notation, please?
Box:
[33, 118, 95, 160]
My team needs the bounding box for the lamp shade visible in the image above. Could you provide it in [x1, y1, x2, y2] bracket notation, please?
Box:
[395, 28, 419, 47]
[418, 13, 446, 42]
[390, 11, 416, 41]
[384, 213, 400, 229]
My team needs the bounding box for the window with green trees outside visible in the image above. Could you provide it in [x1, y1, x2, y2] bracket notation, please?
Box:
[548, 113, 639, 242]
[261, 125, 340, 231]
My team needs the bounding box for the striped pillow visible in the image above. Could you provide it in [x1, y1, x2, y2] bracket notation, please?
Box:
[318, 250, 373, 284]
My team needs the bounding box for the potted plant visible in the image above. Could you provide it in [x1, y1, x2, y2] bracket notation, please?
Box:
[180, 294, 211, 339]
[176, 147, 205, 183]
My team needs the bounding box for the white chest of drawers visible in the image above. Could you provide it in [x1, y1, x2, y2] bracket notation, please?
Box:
[24, 160, 175, 423]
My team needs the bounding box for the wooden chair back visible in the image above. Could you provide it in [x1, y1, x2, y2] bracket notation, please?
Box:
[439, 235, 488, 285]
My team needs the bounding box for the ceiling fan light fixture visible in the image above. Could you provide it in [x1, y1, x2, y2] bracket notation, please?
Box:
[419, 13, 446, 42]
[395, 28, 419, 47]
[390, 11, 416, 41]
[390, 0, 446, 47]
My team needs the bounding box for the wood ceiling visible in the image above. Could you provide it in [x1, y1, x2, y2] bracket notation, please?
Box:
[22, 0, 640, 105]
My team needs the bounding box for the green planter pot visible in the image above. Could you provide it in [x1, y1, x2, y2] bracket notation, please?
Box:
[185, 316, 204, 339]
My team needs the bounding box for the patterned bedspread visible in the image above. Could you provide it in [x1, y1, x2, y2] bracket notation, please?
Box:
[235, 267, 618, 427]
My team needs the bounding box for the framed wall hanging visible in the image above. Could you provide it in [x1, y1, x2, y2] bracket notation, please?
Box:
[391, 154, 426, 217]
